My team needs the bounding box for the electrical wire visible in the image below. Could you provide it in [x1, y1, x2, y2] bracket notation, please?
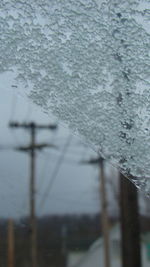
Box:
[40, 147, 81, 159]
[24, 101, 33, 122]
[39, 150, 79, 165]
[9, 91, 21, 145]
[39, 133, 73, 210]
[20, 120, 59, 215]
[10, 89, 17, 122]
[9, 90, 25, 146]
[36, 133, 57, 193]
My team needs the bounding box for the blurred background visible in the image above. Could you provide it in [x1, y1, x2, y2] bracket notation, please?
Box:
[0, 76, 150, 267]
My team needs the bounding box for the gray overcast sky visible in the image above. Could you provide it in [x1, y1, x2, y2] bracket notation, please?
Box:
[0, 0, 149, 220]
[0, 72, 147, 219]
[0, 72, 103, 219]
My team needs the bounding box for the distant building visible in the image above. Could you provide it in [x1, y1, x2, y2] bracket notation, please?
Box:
[67, 251, 86, 267]
[67, 224, 150, 267]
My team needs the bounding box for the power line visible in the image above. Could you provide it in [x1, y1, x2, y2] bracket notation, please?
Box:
[36, 133, 56, 194]
[39, 150, 78, 165]
[10, 90, 17, 122]
[9, 121, 57, 267]
[39, 133, 73, 210]
[21, 130, 58, 218]
[9, 91, 22, 146]
[24, 101, 33, 122]
[39, 148, 81, 161]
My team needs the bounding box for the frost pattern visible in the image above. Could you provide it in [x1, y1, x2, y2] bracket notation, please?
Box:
[0, 0, 150, 193]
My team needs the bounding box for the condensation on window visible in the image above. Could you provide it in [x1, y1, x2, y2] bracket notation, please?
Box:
[0, 0, 150, 194]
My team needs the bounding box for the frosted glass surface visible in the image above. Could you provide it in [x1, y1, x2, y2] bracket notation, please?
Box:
[0, 0, 150, 193]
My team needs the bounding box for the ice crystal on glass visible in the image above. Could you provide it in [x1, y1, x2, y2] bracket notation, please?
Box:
[0, 0, 150, 193]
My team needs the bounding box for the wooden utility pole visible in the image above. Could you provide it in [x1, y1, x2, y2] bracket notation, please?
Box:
[120, 173, 141, 267]
[81, 157, 110, 267]
[9, 121, 57, 267]
[61, 225, 68, 266]
[8, 219, 15, 267]
[30, 123, 37, 267]
[99, 159, 110, 267]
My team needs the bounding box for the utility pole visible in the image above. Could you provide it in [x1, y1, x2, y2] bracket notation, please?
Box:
[9, 121, 57, 267]
[120, 173, 141, 267]
[61, 225, 67, 256]
[8, 219, 15, 267]
[81, 157, 110, 267]
[61, 225, 68, 266]
[30, 123, 37, 267]
[99, 159, 110, 267]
